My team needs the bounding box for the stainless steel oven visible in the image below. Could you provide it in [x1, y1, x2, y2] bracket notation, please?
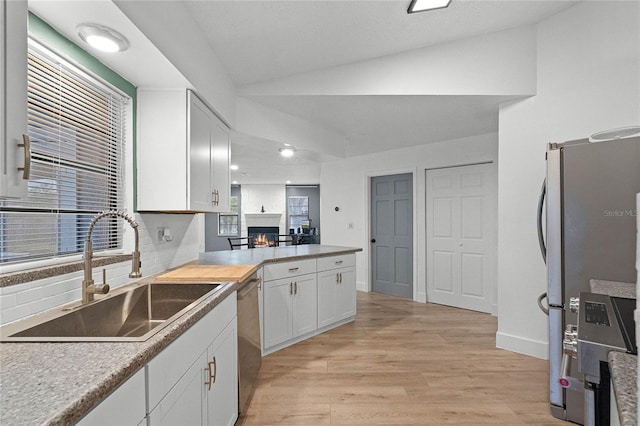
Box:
[566, 292, 637, 426]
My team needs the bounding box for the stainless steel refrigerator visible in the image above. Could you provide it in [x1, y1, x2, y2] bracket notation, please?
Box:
[537, 135, 640, 424]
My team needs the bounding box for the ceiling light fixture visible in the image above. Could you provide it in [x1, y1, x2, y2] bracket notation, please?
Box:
[407, 0, 452, 14]
[279, 147, 296, 158]
[77, 23, 129, 53]
[286, 180, 292, 184]
[230, 164, 239, 171]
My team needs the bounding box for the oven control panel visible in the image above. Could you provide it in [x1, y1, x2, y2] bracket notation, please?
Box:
[584, 301, 610, 326]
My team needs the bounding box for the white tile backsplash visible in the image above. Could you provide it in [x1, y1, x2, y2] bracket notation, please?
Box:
[0, 212, 202, 326]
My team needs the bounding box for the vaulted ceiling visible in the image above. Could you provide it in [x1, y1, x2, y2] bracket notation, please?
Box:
[29, 0, 582, 184]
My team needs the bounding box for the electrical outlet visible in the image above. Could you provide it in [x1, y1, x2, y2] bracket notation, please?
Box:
[348, 222, 354, 229]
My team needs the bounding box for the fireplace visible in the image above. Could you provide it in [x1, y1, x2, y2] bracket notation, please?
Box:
[247, 226, 279, 247]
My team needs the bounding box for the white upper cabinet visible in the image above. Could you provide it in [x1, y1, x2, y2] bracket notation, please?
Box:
[137, 89, 230, 212]
[0, 0, 29, 199]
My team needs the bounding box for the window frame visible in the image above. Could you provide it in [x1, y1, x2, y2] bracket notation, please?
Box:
[217, 195, 240, 236]
[0, 38, 131, 267]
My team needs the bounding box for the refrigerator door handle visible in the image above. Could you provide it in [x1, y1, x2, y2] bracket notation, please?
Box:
[537, 178, 547, 263]
[538, 292, 549, 315]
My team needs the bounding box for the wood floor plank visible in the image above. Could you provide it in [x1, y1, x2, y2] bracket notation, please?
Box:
[237, 291, 565, 425]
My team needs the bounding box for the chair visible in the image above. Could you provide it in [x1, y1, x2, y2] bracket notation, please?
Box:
[273, 234, 297, 247]
[227, 237, 254, 250]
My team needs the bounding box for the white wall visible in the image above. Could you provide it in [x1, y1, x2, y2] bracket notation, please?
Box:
[320, 133, 498, 301]
[497, 1, 640, 359]
[240, 185, 287, 237]
[239, 26, 536, 97]
[114, 0, 236, 126]
[0, 213, 202, 325]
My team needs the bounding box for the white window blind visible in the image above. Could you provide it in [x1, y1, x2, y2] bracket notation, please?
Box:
[0, 41, 128, 264]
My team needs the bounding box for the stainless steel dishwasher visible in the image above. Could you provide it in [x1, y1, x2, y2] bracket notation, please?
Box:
[236, 273, 262, 414]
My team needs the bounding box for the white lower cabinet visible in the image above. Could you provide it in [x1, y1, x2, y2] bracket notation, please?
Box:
[147, 294, 238, 426]
[263, 274, 317, 350]
[77, 295, 238, 426]
[148, 350, 207, 426]
[317, 254, 357, 328]
[261, 254, 357, 354]
[149, 319, 238, 426]
[77, 368, 146, 426]
[206, 320, 238, 426]
[317, 266, 356, 328]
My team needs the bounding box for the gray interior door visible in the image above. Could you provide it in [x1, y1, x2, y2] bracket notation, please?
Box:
[371, 173, 413, 299]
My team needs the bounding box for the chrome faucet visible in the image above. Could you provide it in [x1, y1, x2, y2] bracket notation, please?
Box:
[82, 210, 142, 303]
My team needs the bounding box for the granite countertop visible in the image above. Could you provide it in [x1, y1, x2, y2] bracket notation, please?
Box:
[590, 279, 636, 299]
[0, 278, 239, 425]
[608, 352, 637, 426]
[0, 244, 361, 425]
[197, 244, 362, 266]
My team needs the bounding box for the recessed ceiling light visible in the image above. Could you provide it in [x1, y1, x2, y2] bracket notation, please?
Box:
[230, 164, 239, 171]
[279, 147, 296, 158]
[232, 180, 238, 184]
[407, 0, 452, 14]
[286, 180, 291, 184]
[77, 23, 129, 52]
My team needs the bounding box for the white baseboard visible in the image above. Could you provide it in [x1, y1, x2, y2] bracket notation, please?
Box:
[496, 331, 548, 360]
[356, 281, 368, 292]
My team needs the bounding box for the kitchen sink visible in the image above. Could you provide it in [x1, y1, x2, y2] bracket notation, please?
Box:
[0, 282, 224, 342]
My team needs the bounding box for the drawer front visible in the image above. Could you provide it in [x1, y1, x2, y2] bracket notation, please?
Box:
[263, 259, 316, 281]
[317, 254, 356, 272]
[147, 293, 236, 411]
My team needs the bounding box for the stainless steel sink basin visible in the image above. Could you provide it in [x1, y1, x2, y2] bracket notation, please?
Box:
[0, 282, 224, 342]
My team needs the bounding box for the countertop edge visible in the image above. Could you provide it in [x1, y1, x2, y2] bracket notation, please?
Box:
[608, 351, 637, 426]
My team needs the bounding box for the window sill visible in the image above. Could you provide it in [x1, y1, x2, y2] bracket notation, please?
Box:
[0, 255, 133, 288]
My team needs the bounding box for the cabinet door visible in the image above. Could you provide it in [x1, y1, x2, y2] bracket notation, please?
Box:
[0, 0, 28, 198]
[210, 114, 230, 212]
[317, 270, 339, 328]
[78, 368, 146, 426]
[338, 267, 357, 320]
[292, 274, 317, 337]
[188, 91, 214, 212]
[148, 351, 207, 426]
[263, 278, 293, 348]
[206, 320, 238, 426]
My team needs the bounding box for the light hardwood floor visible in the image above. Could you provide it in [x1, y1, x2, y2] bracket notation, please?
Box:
[238, 291, 566, 425]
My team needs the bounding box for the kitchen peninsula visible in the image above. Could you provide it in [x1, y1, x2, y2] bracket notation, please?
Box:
[0, 245, 361, 425]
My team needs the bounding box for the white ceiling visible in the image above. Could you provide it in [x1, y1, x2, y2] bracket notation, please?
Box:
[28, 0, 583, 185]
[180, 0, 580, 183]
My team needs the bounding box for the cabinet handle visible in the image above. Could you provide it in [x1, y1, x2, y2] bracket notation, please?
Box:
[288, 267, 299, 272]
[289, 282, 293, 295]
[211, 356, 217, 384]
[336, 272, 340, 284]
[294, 281, 297, 294]
[205, 364, 212, 390]
[17, 134, 31, 180]
[204, 357, 217, 390]
[335, 260, 343, 265]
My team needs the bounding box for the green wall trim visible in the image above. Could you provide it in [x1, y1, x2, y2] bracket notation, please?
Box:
[28, 12, 136, 98]
[28, 11, 138, 210]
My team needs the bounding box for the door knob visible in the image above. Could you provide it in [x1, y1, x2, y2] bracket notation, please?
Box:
[371, 239, 376, 243]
